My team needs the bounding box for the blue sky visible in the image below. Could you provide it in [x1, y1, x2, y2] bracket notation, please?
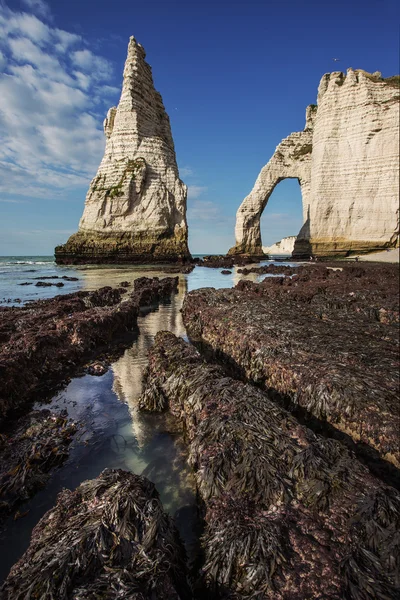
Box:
[0, 0, 399, 255]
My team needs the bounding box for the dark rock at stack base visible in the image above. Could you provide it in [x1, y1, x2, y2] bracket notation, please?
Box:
[55, 231, 192, 265]
[55, 36, 190, 265]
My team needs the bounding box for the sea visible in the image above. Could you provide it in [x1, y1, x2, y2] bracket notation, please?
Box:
[0, 254, 295, 582]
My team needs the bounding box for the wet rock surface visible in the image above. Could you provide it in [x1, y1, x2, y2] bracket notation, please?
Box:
[0, 277, 178, 428]
[196, 255, 257, 269]
[182, 264, 400, 469]
[1, 468, 191, 600]
[0, 410, 77, 525]
[162, 264, 196, 274]
[140, 331, 400, 599]
[35, 281, 64, 287]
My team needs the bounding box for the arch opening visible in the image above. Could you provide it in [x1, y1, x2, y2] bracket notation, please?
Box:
[260, 177, 304, 255]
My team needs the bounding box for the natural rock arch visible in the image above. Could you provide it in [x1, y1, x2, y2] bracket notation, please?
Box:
[228, 106, 315, 257]
[229, 69, 399, 258]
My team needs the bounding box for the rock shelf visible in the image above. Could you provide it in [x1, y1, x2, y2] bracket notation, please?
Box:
[182, 264, 400, 469]
[140, 331, 400, 599]
[1, 469, 191, 600]
[0, 410, 76, 523]
[0, 276, 178, 428]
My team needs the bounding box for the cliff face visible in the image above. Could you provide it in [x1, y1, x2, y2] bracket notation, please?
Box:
[56, 37, 190, 264]
[229, 70, 399, 258]
[263, 235, 297, 255]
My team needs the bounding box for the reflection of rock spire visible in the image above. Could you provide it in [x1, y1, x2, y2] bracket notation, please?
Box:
[111, 281, 187, 447]
[55, 36, 190, 264]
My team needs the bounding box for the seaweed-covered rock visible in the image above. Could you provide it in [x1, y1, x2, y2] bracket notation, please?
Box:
[1, 468, 191, 599]
[182, 265, 400, 468]
[140, 331, 400, 599]
[0, 277, 178, 427]
[0, 410, 76, 523]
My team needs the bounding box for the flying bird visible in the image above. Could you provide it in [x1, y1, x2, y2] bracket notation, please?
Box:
[332, 58, 341, 62]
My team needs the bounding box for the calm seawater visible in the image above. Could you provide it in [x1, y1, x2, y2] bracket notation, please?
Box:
[0, 255, 295, 581]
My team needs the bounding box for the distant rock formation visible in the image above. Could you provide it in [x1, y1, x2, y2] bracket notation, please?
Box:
[229, 70, 399, 258]
[263, 235, 297, 255]
[56, 37, 190, 264]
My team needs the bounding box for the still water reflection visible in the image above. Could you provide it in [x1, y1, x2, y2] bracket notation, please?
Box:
[0, 262, 295, 582]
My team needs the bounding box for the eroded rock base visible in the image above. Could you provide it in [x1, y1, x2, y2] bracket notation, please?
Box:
[55, 231, 191, 264]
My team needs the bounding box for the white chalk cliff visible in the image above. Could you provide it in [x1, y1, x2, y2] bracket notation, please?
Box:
[263, 236, 297, 256]
[56, 36, 190, 264]
[229, 70, 399, 257]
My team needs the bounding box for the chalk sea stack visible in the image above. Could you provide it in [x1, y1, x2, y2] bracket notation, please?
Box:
[229, 69, 399, 258]
[55, 37, 190, 264]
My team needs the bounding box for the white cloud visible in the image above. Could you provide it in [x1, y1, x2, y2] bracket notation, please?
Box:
[99, 84, 121, 96]
[8, 37, 75, 84]
[21, 0, 52, 20]
[73, 71, 91, 90]
[72, 49, 113, 80]
[180, 166, 193, 178]
[188, 199, 227, 223]
[187, 185, 208, 200]
[0, 2, 119, 202]
[6, 12, 50, 45]
[54, 28, 81, 52]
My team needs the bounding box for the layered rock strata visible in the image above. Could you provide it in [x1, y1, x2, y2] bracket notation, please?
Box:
[263, 235, 296, 256]
[229, 70, 399, 258]
[182, 264, 400, 469]
[0, 276, 178, 427]
[2, 469, 191, 599]
[140, 331, 400, 599]
[56, 37, 190, 264]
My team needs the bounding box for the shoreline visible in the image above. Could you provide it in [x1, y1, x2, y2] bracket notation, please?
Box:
[0, 264, 399, 597]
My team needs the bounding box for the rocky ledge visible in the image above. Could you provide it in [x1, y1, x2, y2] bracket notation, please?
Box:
[0, 276, 178, 427]
[182, 264, 400, 471]
[140, 331, 400, 599]
[1, 469, 191, 600]
[0, 410, 76, 524]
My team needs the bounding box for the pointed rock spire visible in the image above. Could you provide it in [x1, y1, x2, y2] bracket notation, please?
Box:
[56, 36, 190, 264]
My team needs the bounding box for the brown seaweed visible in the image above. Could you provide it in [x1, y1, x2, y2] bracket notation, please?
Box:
[182, 264, 400, 467]
[1, 468, 192, 599]
[139, 331, 400, 599]
[0, 410, 76, 524]
[0, 277, 178, 428]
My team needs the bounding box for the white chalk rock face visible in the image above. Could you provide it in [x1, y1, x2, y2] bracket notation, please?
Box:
[230, 70, 399, 257]
[56, 37, 190, 264]
[263, 236, 297, 256]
